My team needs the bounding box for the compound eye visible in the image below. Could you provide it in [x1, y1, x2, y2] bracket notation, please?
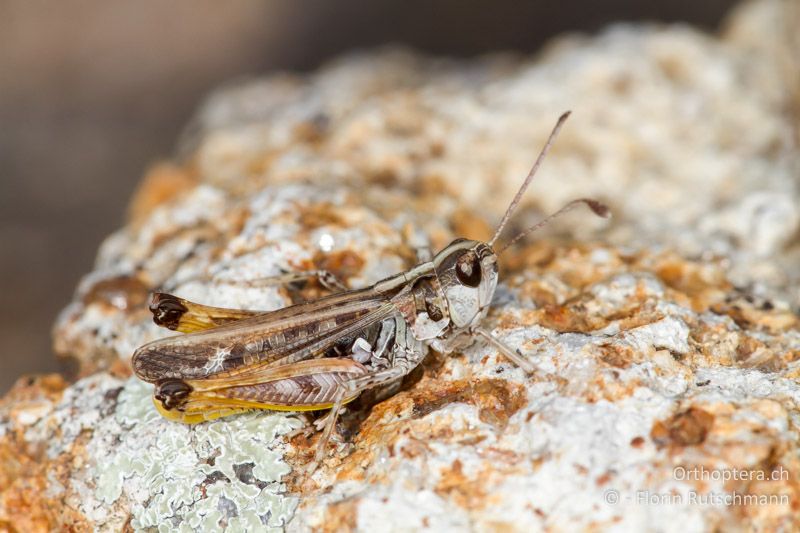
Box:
[455, 252, 481, 287]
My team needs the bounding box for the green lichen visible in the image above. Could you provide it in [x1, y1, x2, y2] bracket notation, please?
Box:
[90, 378, 299, 531]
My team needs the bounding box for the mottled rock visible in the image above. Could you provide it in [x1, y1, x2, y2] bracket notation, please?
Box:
[3, 1, 800, 531]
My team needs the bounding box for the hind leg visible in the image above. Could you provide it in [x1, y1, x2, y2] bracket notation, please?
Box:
[307, 361, 416, 472]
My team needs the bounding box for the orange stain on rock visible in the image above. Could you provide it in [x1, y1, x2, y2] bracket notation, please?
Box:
[651, 407, 715, 448]
[127, 163, 199, 227]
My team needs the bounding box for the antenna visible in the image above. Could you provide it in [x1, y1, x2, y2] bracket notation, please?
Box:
[487, 111, 572, 248]
[496, 198, 609, 255]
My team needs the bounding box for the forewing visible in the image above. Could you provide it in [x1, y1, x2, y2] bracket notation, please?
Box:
[132, 288, 393, 382]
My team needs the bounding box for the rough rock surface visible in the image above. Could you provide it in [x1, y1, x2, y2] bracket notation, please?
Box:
[2, 1, 800, 531]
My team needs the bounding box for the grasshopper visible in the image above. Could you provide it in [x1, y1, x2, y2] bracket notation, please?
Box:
[132, 111, 609, 467]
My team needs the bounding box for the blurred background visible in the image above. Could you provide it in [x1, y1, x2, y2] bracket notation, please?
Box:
[1, 0, 740, 393]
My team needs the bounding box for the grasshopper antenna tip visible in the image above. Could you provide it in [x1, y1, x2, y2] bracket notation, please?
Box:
[488, 111, 572, 248]
[496, 198, 610, 255]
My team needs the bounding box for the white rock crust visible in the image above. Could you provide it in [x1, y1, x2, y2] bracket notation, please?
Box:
[3, 1, 799, 531]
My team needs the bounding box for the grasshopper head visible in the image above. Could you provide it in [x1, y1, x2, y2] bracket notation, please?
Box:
[428, 113, 609, 330]
[433, 239, 498, 328]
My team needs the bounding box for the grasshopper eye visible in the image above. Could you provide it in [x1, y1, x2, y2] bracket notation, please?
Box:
[455, 252, 481, 287]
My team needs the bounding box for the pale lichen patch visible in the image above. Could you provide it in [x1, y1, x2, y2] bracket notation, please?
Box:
[75, 378, 301, 531]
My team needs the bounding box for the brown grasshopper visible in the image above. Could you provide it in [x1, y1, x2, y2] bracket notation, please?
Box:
[132, 111, 609, 467]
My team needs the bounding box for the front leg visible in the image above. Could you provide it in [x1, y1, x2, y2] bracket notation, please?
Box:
[473, 327, 536, 374]
[433, 326, 538, 375]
